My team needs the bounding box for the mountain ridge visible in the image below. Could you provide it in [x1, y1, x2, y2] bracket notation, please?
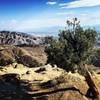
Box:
[0, 31, 44, 46]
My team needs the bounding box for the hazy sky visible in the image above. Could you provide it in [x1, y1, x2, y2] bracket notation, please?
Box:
[0, 0, 100, 33]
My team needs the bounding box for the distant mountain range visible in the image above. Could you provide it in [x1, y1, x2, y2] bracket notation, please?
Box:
[96, 41, 100, 47]
[0, 30, 100, 47]
[0, 31, 44, 46]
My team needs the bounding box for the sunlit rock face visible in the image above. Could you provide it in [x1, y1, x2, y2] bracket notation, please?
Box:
[0, 63, 100, 100]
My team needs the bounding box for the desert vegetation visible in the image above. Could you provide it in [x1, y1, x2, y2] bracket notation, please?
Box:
[45, 18, 97, 74]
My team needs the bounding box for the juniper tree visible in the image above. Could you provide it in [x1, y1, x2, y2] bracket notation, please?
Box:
[45, 18, 97, 74]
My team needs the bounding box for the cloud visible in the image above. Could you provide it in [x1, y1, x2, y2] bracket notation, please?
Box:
[46, 1, 57, 5]
[56, 11, 76, 17]
[56, 11, 100, 26]
[0, 18, 65, 32]
[59, 0, 100, 8]
[0, 11, 100, 32]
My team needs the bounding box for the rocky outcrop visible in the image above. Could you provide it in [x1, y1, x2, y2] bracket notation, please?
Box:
[0, 63, 100, 100]
[85, 71, 100, 99]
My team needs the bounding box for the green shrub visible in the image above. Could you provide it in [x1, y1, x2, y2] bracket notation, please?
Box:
[45, 18, 97, 73]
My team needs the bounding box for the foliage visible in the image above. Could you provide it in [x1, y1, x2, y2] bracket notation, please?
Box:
[44, 36, 54, 45]
[95, 48, 100, 60]
[45, 18, 97, 73]
[98, 37, 100, 41]
[0, 58, 15, 66]
[91, 48, 100, 67]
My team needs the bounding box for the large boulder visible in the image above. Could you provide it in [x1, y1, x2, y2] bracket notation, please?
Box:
[45, 90, 88, 100]
[85, 71, 100, 99]
[26, 72, 89, 100]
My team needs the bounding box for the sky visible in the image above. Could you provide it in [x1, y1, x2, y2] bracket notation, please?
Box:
[0, 0, 100, 35]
